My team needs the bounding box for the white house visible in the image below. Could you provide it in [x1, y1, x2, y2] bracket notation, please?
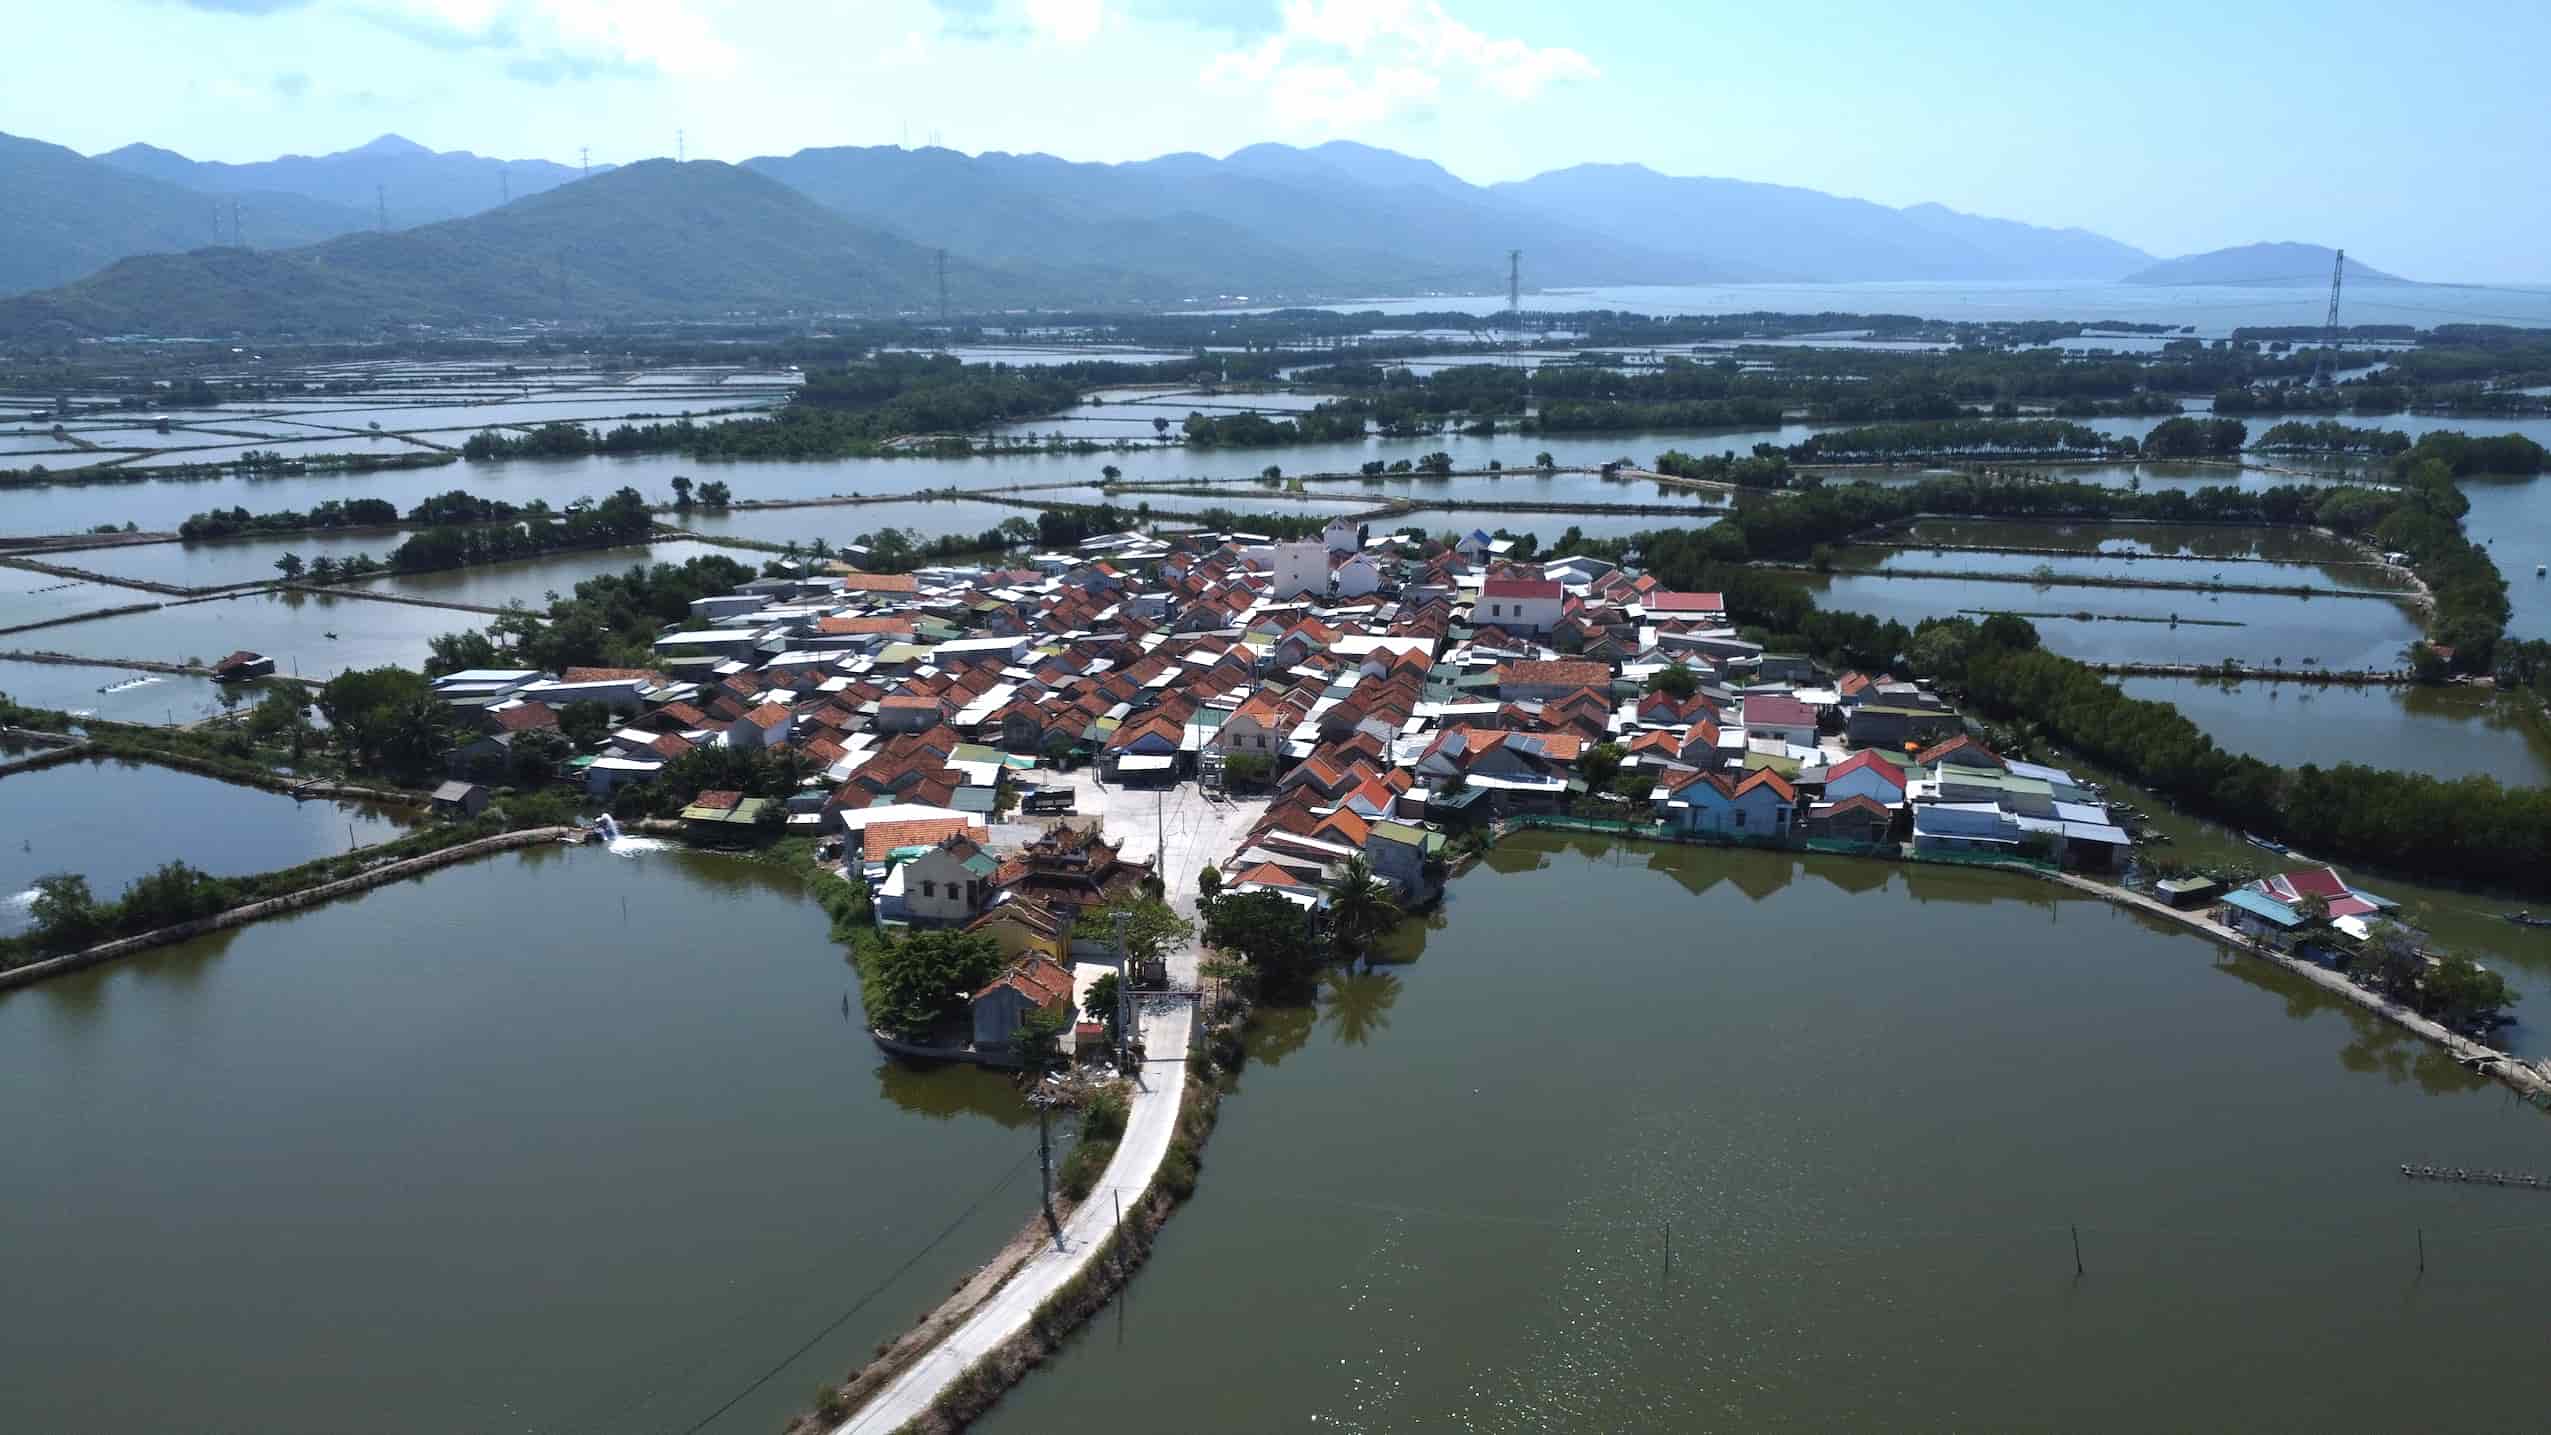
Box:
[1333, 551, 1382, 598]
[1739, 693, 1818, 747]
[1323, 516, 1363, 554]
[1477, 574, 1564, 633]
[1269, 540, 1330, 599]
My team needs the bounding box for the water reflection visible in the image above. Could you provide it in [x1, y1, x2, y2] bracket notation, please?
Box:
[1318, 966, 1401, 1048]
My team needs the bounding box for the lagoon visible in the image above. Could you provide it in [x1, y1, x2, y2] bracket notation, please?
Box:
[979, 836, 2551, 1433]
[1, 757, 409, 936]
[0, 845, 1034, 1435]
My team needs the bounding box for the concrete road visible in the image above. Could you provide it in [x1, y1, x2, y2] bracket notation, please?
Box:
[833, 999, 1193, 1435]
[1061, 772, 1265, 986]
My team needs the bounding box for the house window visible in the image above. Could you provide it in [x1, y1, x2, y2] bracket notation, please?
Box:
[1733, 810, 1747, 829]
[1490, 603, 1502, 617]
[1256, 735, 1267, 749]
[921, 880, 936, 897]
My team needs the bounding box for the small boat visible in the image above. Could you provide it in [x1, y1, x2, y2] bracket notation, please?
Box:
[2244, 832, 2288, 854]
[2505, 911, 2551, 929]
[323, 630, 339, 639]
[2537, 564, 2546, 577]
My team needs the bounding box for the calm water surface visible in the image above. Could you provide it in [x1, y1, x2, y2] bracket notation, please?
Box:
[1804, 572, 2424, 670]
[2115, 675, 2551, 786]
[0, 845, 1036, 1435]
[980, 837, 2551, 1434]
[2, 757, 408, 934]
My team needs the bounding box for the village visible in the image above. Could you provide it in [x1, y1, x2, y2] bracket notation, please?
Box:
[361, 508, 2500, 1082]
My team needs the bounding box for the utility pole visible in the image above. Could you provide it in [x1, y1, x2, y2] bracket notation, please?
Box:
[2311, 248, 2345, 387]
[578, 145, 591, 178]
[1112, 907, 1131, 1072]
[1033, 1092, 1060, 1246]
[676, 128, 685, 164]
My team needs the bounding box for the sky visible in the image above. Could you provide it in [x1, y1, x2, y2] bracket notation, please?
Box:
[7, 0, 2548, 280]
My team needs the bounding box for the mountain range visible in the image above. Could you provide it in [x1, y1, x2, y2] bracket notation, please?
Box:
[0, 130, 2398, 337]
[2121, 243, 2404, 287]
[0, 161, 1012, 336]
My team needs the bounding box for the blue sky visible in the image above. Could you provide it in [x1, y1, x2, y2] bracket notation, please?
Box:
[10, 0, 2547, 279]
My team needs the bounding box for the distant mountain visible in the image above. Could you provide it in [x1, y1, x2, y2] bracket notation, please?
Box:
[0, 161, 1013, 338]
[1896, 202, 2153, 280]
[1491, 164, 2153, 281]
[0, 130, 373, 295]
[95, 132, 598, 230]
[742, 142, 1731, 301]
[2123, 243, 2407, 286]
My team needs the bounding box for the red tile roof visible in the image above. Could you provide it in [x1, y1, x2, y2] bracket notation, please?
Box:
[1497, 659, 1611, 690]
[864, 817, 984, 862]
[832, 570, 920, 594]
[1646, 591, 1725, 614]
[1824, 750, 1907, 791]
[1741, 694, 1817, 728]
[740, 702, 793, 729]
[690, 789, 744, 812]
[1482, 575, 1562, 600]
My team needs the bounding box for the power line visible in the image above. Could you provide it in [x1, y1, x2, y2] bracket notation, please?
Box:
[661, 1148, 1037, 1435]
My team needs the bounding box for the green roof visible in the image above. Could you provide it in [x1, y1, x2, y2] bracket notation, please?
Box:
[1369, 821, 1444, 852]
[681, 797, 772, 824]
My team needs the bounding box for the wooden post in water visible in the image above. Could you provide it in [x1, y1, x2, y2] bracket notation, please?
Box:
[2071, 1224, 2084, 1277]
[2418, 1227, 2425, 1274]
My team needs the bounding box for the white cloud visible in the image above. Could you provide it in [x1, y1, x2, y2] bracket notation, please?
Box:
[354, 0, 738, 77]
[1024, 0, 1105, 47]
[1203, 0, 1595, 133]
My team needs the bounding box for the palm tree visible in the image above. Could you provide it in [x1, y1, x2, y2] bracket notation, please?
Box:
[1326, 855, 1401, 967]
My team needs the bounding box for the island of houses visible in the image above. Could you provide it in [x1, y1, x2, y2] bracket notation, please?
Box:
[414, 516, 2169, 1055]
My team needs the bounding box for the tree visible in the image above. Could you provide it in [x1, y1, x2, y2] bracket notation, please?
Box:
[558, 700, 612, 747]
[1073, 897, 1194, 972]
[1151, 416, 1171, 440]
[696, 479, 732, 509]
[1100, 464, 1121, 482]
[670, 475, 694, 510]
[273, 552, 304, 580]
[1197, 863, 1222, 902]
[1012, 1002, 1070, 1075]
[869, 929, 1004, 1041]
[1644, 664, 1698, 699]
[1581, 742, 1624, 793]
[2295, 892, 2331, 927]
[316, 666, 435, 772]
[1324, 855, 1401, 965]
[1206, 889, 1323, 999]
[506, 728, 572, 785]
[1084, 972, 1123, 1039]
[28, 873, 102, 950]
[2423, 953, 2516, 1029]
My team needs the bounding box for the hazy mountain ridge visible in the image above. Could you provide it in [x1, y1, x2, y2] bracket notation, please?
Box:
[0, 130, 376, 295]
[4, 129, 2397, 334]
[95, 133, 599, 230]
[0, 161, 1017, 338]
[740, 141, 1733, 301]
[2123, 243, 2408, 286]
[1491, 164, 2154, 281]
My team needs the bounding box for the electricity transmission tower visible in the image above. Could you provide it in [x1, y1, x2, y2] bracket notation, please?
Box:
[1506, 249, 1523, 367]
[2311, 248, 2345, 386]
[578, 145, 591, 178]
[375, 185, 387, 232]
